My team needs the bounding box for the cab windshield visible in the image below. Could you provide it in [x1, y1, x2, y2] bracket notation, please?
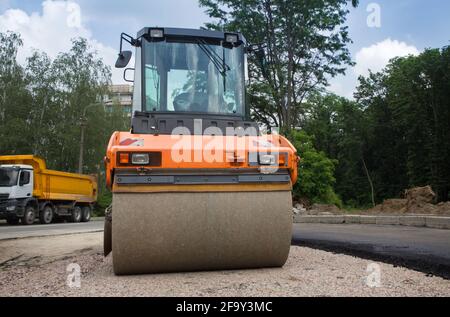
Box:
[0, 168, 19, 187]
[142, 39, 245, 115]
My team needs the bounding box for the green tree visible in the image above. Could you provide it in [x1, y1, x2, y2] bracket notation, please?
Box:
[289, 130, 341, 206]
[0, 31, 130, 210]
[302, 93, 373, 207]
[0, 32, 33, 154]
[44, 38, 112, 172]
[355, 46, 450, 202]
[199, 0, 358, 132]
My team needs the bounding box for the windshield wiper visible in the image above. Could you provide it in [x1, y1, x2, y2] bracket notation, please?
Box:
[196, 39, 232, 92]
[196, 39, 231, 77]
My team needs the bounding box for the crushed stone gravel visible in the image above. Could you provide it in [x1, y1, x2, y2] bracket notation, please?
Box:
[0, 233, 449, 297]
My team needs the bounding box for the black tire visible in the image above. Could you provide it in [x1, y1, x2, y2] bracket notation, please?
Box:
[71, 206, 82, 223]
[39, 205, 54, 224]
[21, 205, 36, 225]
[104, 218, 112, 256]
[6, 217, 19, 225]
[81, 206, 91, 222]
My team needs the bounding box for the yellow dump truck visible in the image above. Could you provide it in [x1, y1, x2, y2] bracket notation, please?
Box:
[0, 155, 97, 225]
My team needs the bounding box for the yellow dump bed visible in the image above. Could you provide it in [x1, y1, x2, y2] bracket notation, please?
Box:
[0, 155, 97, 203]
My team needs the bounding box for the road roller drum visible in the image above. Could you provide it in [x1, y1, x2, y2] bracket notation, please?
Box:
[111, 190, 292, 274]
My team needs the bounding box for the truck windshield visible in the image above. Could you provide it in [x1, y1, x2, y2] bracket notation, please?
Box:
[0, 168, 19, 187]
[143, 40, 245, 115]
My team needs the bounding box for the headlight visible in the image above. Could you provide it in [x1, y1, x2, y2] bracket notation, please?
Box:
[259, 154, 276, 165]
[131, 153, 150, 165]
[6, 206, 16, 211]
[225, 33, 239, 44]
[149, 28, 164, 38]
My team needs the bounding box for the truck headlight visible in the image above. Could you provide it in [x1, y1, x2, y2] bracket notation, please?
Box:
[131, 153, 150, 165]
[259, 154, 277, 165]
[6, 206, 16, 211]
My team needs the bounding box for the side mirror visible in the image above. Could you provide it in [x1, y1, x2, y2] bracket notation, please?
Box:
[115, 51, 132, 68]
[255, 48, 269, 76]
[247, 44, 269, 78]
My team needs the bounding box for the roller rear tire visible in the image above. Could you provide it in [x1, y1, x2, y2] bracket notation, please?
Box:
[104, 218, 112, 256]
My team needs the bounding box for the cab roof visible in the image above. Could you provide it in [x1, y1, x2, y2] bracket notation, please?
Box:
[137, 27, 246, 45]
[0, 164, 33, 169]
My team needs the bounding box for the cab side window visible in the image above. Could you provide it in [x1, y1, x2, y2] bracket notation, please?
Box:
[19, 171, 30, 186]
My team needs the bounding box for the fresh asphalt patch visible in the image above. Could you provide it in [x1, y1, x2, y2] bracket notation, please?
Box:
[292, 223, 450, 279]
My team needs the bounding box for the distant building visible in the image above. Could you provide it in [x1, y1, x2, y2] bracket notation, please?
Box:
[104, 85, 133, 116]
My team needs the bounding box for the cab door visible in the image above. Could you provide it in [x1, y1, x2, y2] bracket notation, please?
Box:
[15, 170, 34, 199]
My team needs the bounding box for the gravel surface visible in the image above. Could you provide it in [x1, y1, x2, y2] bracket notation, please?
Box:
[0, 233, 449, 297]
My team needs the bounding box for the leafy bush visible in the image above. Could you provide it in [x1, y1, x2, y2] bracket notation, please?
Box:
[288, 130, 342, 207]
[94, 191, 112, 216]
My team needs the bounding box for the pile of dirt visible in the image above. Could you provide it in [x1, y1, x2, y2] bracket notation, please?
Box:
[368, 199, 407, 213]
[437, 202, 450, 216]
[295, 186, 449, 216]
[405, 186, 435, 204]
[367, 186, 447, 215]
[406, 202, 439, 214]
[404, 186, 437, 214]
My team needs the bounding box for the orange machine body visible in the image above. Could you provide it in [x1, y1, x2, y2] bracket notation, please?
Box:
[105, 131, 298, 192]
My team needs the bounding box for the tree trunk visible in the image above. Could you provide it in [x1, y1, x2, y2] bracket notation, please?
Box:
[362, 155, 375, 207]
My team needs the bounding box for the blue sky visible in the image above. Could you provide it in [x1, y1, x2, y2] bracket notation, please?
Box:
[1, 0, 449, 97]
[347, 0, 450, 50]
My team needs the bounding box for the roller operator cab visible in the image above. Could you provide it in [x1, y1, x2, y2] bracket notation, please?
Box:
[121, 28, 252, 134]
[104, 28, 299, 275]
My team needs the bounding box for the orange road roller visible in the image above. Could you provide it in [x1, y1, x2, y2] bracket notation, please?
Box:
[104, 27, 299, 275]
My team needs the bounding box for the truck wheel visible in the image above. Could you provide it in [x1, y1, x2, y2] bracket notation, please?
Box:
[39, 205, 54, 224]
[71, 206, 82, 223]
[21, 206, 36, 225]
[81, 206, 91, 222]
[6, 217, 19, 225]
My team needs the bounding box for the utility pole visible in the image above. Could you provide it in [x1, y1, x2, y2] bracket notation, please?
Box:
[78, 119, 87, 174]
[78, 103, 101, 174]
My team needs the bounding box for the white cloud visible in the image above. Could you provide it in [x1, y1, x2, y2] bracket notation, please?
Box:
[0, 0, 124, 84]
[328, 38, 420, 99]
[354, 38, 420, 78]
[327, 77, 356, 100]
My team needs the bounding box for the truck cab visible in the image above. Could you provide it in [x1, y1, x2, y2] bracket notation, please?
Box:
[0, 165, 34, 224]
[0, 165, 34, 199]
